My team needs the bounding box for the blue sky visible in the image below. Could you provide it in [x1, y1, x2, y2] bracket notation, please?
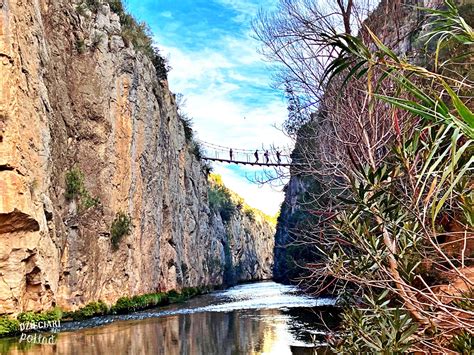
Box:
[127, 0, 292, 215]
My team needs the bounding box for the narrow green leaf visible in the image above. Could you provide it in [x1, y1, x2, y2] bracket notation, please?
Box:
[442, 82, 474, 128]
[365, 26, 400, 62]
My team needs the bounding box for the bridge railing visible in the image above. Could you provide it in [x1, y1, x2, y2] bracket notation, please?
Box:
[201, 147, 292, 165]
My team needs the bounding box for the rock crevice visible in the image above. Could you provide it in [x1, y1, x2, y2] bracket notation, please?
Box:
[0, 0, 274, 314]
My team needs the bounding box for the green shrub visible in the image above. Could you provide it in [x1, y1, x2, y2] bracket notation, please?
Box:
[75, 39, 86, 53]
[65, 168, 85, 200]
[0, 317, 19, 337]
[65, 167, 100, 209]
[110, 292, 169, 314]
[189, 140, 205, 160]
[110, 297, 133, 314]
[150, 47, 169, 81]
[91, 33, 105, 50]
[180, 115, 194, 142]
[69, 301, 108, 321]
[207, 174, 272, 224]
[17, 308, 62, 324]
[106, 0, 125, 15]
[82, 195, 100, 209]
[110, 211, 132, 250]
[202, 161, 213, 175]
[181, 287, 200, 298]
[451, 290, 474, 311]
[244, 208, 256, 222]
[85, 0, 101, 12]
[451, 331, 474, 354]
[333, 292, 418, 353]
[166, 290, 181, 302]
[219, 199, 236, 222]
[208, 185, 236, 223]
[166, 288, 202, 303]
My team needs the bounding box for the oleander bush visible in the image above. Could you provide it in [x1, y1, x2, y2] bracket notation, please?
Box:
[256, 0, 473, 351]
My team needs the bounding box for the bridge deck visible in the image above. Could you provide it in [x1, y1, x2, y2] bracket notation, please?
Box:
[202, 157, 301, 167]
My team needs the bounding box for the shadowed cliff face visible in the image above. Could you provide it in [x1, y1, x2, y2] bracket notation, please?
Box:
[273, 0, 473, 285]
[0, 0, 274, 314]
[272, 0, 454, 285]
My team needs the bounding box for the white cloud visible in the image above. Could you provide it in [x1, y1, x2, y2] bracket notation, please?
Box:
[160, 43, 234, 92]
[214, 0, 276, 16]
[215, 0, 259, 13]
[213, 0, 279, 24]
[153, 9, 293, 216]
[159, 11, 173, 18]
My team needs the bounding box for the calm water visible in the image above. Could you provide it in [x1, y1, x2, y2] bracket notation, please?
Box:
[1, 281, 338, 355]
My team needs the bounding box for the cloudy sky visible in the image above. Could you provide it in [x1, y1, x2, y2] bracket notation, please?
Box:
[127, 0, 292, 215]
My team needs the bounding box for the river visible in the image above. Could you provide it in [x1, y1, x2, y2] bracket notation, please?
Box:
[1, 281, 338, 355]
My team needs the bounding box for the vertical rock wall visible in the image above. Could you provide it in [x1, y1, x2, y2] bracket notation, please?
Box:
[0, 0, 274, 314]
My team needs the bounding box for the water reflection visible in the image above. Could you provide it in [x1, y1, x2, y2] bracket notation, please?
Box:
[1, 282, 337, 355]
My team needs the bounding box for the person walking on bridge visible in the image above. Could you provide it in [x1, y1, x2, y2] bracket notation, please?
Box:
[264, 150, 269, 164]
[276, 150, 281, 164]
[254, 150, 259, 163]
[229, 148, 233, 161]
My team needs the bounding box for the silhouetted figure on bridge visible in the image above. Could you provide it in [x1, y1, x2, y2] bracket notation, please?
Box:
[229, 148, 233, 161]
[254, 150, 259, 163]
[276, 150, 281, 164]
[264, 150, 269, 164]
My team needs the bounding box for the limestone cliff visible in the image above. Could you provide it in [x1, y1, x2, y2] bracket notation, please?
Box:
[0, 0, 274, 314]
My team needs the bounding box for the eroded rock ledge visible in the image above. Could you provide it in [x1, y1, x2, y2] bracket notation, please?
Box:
[0, 0, 274, 314]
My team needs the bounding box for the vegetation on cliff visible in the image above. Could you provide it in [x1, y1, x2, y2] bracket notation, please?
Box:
[257, 0, 473, 351]
[78, 0, 169, 80]
[208, 174, 277, 225]
[65, 168, 100, 210]
[110, 211, 133, 250]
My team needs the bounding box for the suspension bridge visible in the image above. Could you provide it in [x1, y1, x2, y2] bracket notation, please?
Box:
[197, 140, 300, 167]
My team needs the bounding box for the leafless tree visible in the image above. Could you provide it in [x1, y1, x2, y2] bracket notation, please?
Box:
[253, 0, 379, 113]
[255, 0, 474, 351]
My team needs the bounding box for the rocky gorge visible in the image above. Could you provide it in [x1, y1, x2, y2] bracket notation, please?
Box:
[0, 0, 274, 315]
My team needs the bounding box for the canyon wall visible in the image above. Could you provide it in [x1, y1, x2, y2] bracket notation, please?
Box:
[273, 0, 473, 283]
[0, 0, 274, 314]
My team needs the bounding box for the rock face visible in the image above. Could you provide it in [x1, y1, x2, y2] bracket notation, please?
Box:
[273, 173, 313, 283]
[0, 0, 274, 314]
[273, 0, 473, 284]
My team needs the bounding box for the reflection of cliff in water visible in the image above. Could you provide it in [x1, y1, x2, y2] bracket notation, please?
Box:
[2, 282, 338, 355]
[4, 308, 335, 355]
